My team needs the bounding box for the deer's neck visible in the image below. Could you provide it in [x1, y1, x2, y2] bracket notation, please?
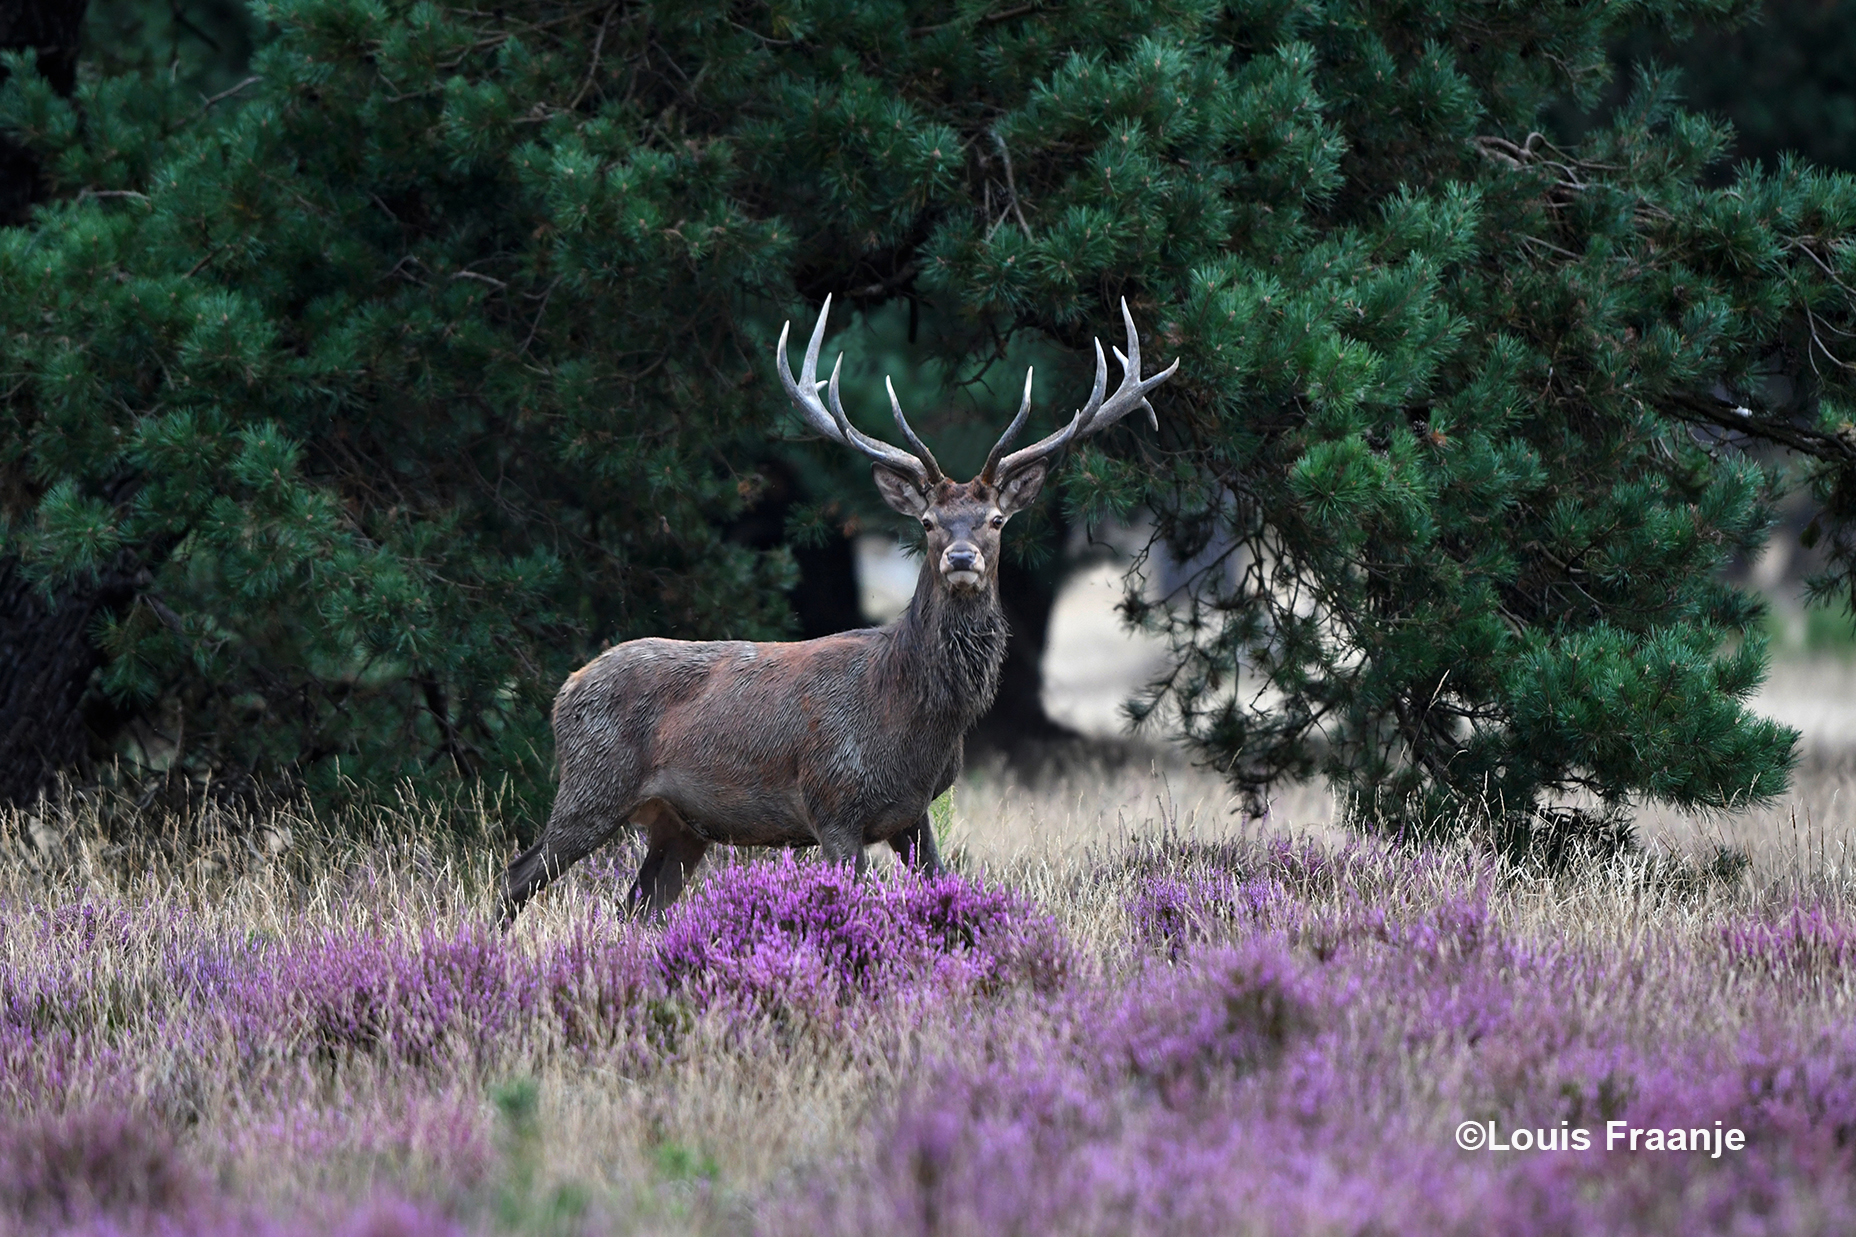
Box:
[887, 566, 1008, 729]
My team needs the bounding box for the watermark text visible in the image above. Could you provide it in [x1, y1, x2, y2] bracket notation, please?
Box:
[1455, 1120, 1745, 1156]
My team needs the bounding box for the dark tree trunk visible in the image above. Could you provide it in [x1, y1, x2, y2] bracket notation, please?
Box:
[789, 532, 865, 639]
[0, 0, 86, 225]
[969, 515, 1076, 755]
[729, 459, 866, 640]
[0, 555, 140, 806]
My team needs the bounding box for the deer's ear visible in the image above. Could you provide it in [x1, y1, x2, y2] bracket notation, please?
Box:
[996, 461, 1048, 516]
[872, 465, 930, 517]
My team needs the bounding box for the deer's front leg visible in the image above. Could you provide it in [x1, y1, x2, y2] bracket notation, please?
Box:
[803, 782, 871, 875]
[887, 812, 943, 877]
[815, 822, 870, 876]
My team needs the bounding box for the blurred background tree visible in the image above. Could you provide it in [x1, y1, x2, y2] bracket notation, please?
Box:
[1598, 0, 1856, 174]
[4, 0, 1856, 844]
[0, 0, 85, 225]
[84, 0, 261, 96]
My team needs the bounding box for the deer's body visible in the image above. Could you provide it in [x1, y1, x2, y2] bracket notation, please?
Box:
[500, 296, 1174, 920]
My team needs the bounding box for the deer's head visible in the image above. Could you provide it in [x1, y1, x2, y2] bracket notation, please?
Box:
[776, 297, 1178, 597]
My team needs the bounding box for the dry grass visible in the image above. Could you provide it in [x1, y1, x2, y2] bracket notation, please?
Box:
[5, 707, 1856, 1234]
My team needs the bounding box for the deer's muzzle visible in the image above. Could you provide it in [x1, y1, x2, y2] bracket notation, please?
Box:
[942, 546, 984, 589]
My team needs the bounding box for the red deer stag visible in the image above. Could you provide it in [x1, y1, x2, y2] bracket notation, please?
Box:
[500, 297, 1177, 921]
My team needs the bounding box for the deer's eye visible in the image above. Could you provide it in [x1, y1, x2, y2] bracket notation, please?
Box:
[989, 514, 1005, 529]
[921, 518, 934, 531]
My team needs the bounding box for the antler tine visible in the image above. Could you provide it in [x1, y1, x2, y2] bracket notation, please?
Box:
[775, 295, 939, 489]
[1109, 345, 1160, 431]
[885, 377, 946, 483]
[978, 367, 1036, 485]
[829, 361, 936, 487]
[994, 298, 1178, 481]
[992, 337, 1107, 479]
[776, 294, 849, 445]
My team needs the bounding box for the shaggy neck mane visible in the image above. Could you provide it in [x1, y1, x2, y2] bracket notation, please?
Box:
[884, 566, 1008, 728]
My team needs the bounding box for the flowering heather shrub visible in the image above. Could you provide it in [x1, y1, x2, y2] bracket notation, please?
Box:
[205, 920, 676, 1075]
[11, 803, 1856, 1235]
[1121, 834, 1493, 956]
[43, 903, 136, 951]
[1108, 940, 1324, 1100]
[0, 1108, 197, 1230]
[1126, 875, 1288, 957]
[1723, 904, 1856, 977]
[310, 1197, 467, 1237]
[232, 927, 544, 1064]
[788, 941, 1327, 1236]
[0, 1047, 511, 1235]
[658, 855, 1068, 1015]
[2, 858, 1056, 1120]
[782, 870, 1856, 1237]
[236, 1096, 498, 1206]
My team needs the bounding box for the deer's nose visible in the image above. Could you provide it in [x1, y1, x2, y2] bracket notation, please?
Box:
[945, 546, 979, 571]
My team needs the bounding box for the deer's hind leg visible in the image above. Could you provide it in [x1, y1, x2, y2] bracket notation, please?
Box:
[501, 780, 631, 927]
[887, 812, 943, 877]
[626, 799, 710, 916]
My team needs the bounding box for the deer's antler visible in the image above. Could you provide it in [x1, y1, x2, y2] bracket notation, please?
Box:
[777, 295, 945, 488]
[979, 298, 1178, 485]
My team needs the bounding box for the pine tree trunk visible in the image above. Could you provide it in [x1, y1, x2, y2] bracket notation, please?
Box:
[0, 555, 139, 806]
[0, 0, 86, 225]
[728, 459, 866, 640]
[968, 563, 1072, 750]
[970, 515, 1076, 754]
[790, 534, 865, 639]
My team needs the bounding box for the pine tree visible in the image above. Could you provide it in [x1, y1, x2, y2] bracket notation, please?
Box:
[1, 0, 806, 807]
[3, 0, 1854, 838]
